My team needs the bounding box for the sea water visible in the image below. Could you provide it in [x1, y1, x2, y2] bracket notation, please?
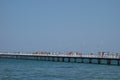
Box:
[0, 58, 120, 80]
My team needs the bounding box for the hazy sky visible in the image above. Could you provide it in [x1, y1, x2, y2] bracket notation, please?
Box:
[0, 0, 120, 53]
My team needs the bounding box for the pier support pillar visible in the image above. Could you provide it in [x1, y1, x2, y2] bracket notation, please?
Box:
[46, 57, 48, 61]
[36, 56, 38, 60]
[117, 60, 119, 65]
[107, 59, 111, 65]
[89, 58, 92, 63]
[61, 57, 64, 62]
[47, 57, 50, 61]
[68, 58, 70, 62]
[98, 59, 101, 64]
[74, 58, 76, 62]
[81, 58, 83, 63]
[57, 57, 60, 62]
[52, 57, 54, 61]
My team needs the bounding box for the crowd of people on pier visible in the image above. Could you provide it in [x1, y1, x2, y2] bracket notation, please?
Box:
[32, 51, 120, 58]
[1, 51, 119, 58]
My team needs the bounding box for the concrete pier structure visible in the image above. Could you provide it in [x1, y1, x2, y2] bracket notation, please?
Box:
[0, 52, 120, 66]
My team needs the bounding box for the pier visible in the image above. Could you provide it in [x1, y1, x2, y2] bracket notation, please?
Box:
[0, 52, 120, 66]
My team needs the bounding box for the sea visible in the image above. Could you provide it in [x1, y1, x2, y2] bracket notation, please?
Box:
[0, 58, 120, 80]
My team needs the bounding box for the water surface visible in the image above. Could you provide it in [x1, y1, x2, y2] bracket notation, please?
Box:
[0, 58, 120, 80]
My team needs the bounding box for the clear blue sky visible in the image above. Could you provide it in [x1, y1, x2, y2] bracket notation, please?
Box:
[0, 0, 120, 53]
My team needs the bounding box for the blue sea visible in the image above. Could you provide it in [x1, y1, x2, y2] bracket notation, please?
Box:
[0, 58, 120, 80]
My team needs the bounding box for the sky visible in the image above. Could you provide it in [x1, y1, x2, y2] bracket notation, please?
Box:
[0, 0, 120, 53]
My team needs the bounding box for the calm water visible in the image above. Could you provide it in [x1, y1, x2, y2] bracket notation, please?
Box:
[0, 58, 120, 80]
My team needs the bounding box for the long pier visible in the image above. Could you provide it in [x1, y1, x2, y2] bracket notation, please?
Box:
[0, 52, 120, 66]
